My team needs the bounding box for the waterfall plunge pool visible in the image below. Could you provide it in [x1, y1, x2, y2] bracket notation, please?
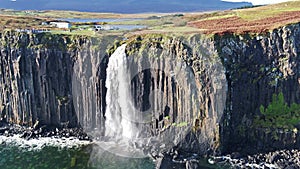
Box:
[0, 143, 155, 169]
[0, 135, 226, 169]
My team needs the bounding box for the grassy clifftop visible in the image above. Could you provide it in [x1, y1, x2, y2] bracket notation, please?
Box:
[1, 1, 300, 36]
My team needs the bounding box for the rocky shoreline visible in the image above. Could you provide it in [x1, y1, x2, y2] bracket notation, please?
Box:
[0, 121, 91, 142]
[209, 150, 300, 169]
[154, 149, 300, 169]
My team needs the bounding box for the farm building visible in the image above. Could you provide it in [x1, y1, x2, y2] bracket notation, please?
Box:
[42, 21, 72, 29]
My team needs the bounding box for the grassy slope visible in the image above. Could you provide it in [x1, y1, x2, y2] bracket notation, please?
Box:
[187, 0, 300, 34]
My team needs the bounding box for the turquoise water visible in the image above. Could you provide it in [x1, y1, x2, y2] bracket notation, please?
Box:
[0, 142, 227, 169]
[0, 144, 155, 169]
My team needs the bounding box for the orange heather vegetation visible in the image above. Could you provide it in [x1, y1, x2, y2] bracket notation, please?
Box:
[186, 1, 300, 35]
[188, 11, 300, 34]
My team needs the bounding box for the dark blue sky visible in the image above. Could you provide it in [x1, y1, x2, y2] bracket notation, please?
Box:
[0, 0, 252, 13]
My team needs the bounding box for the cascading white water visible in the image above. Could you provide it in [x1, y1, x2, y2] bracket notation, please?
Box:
[92, 43, 193, 158]
[102, 43, 193, 159]
[105, 44, 137, 140]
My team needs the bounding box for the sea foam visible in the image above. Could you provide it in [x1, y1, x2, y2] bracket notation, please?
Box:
[0, 135, 91, 151]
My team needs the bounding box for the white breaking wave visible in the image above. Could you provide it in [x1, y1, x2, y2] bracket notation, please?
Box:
[0, 135, 91, 151]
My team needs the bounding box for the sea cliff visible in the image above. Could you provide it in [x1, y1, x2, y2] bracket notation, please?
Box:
[0, 23, 300, 157]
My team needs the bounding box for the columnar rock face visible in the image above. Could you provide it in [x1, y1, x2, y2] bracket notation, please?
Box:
[126, 35, 227, 155]
[216, 23, 300, 153]
[0, 32, 115, 130]
[0, 23, 300, 155]
[71, 37, 115, 133]
[0, 32, 77, 127]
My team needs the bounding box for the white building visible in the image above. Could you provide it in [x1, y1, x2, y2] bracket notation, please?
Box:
[50, 22, 71, 29]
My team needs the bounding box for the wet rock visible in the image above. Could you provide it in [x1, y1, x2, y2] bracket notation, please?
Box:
[0, 120, 7, 128]
[1, 122, 92, 142]
[156, 154, 185, 169]
[0, 127, 8, 134]
[285, 165, 300, 169]
[185, 160, 199, 169]
[275, 160, 287, 169]
[231, 152, 242, 159]
[217, 149, 300, 169]
[155, 157, 164, 169]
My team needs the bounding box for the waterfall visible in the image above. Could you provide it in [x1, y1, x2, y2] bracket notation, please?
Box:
[102, 43, 190, 158]
[105, 44, 137, 140]
[90, 44, 149, 158]
[93, 43, 195, 158]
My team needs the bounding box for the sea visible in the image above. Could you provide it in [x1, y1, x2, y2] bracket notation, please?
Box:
[0, 135, 226, 169]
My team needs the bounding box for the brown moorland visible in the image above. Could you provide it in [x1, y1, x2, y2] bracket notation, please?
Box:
[188, 11, 300, 34]
[186, 0, 300, 35]
[0, 15, 44, 30]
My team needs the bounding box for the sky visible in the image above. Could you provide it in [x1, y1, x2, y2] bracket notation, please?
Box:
[222, 0, 292, 5]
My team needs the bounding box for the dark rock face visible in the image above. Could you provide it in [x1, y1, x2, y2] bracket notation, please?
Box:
[126, 35, 227, 155]
[0, 32, 76, 127]
[216, 23, 300, 153]
[0, 32, 116, 133]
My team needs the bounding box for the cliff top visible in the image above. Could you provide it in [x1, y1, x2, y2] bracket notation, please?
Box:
[1, 1, 300, 36]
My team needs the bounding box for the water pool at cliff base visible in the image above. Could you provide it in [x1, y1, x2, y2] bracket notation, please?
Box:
[0, 144, 155, 169]
[0, 143, 224, 169]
